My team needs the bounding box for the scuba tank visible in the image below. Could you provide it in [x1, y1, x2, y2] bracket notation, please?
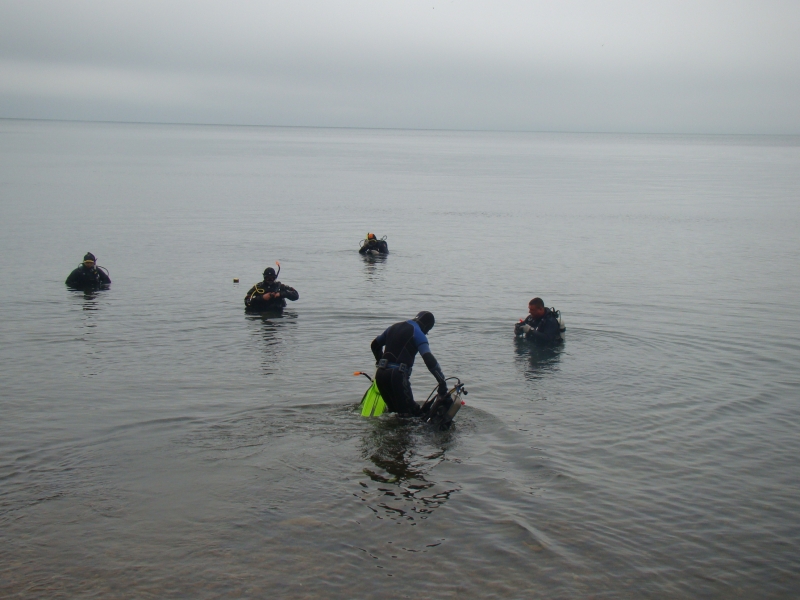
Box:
[443, 393, 464, 422]
[551, 308, 566, 334]
[420, 378, 467, 431]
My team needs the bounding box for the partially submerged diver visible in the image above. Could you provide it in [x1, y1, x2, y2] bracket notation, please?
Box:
[370, 311, 448, 416]
[359, 233, 389, 255]
[244, 263, 299, 311]
[65, 252, 111, 289]
[515, 297, 565, 343]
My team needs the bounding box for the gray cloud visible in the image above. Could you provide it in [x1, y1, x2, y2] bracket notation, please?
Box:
[1, 0, 798, 133]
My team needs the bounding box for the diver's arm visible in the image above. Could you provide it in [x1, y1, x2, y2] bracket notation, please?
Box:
[370, 338, 383, 362]
[280, 285, 299, 301]
[65, 268, 80, 286]
[371, 330, 387, 362]
[97, 268, 111, 284]
[359, 245, 368, 255]
[516, 315, 534, 336]
[421, 352, 448, 395]
[526, 317, 560, 342]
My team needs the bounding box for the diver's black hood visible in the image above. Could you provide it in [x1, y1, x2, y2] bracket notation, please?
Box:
[414, 311, 435, 333]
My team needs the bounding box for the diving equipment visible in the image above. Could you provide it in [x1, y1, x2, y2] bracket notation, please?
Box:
[244, 262, 298, 311]
[356, 371, 467, 431]
[555, 308, 566, 333]
[66, 255, 111, 288]
[355, 371, 387, 417]
[420, 377, 468, 431]
[358, 235, 389, 255]
[262, 261, 281, 281]
[515, 306, 565, 342]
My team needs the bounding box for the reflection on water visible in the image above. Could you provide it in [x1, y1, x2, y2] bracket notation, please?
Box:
[356, 418, 460, 523]
[361, 253, 387, 281]
[246, 310, 297, 376]
[77, 288, 102, 311]
[69, 288, 107, 377]
[361, 419, 434, 484]
[514, 338, 564, 381]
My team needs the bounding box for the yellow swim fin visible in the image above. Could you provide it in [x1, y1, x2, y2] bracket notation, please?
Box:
[360, 380, 387, 417]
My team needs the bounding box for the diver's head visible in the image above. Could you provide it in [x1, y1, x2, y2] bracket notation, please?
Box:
[83, 252, 96, 268]
[528, 297, 545, 319]
[367, 232, 376, 241]
[413, 311, 435, 333]
[263, 267, 277, 283]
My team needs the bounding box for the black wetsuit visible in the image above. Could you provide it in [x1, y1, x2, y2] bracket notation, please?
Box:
[515, 308, 563, 343]
[244, 280, 299, 311]
[371, 320, 446, 415]
[359, 239, 389, 255]
[65, 265, 111, 288]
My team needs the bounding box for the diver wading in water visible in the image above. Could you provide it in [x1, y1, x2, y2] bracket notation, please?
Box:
[359, 233, 389, 256]
[370, 311, 448, 416]
[244, 262, 299, 312]
[515, 297, 565, 343]
[65, 252, 111, 289]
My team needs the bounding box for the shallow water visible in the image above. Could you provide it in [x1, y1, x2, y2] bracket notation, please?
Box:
[1, 120, 799, 598]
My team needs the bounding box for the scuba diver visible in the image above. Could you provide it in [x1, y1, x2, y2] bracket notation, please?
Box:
[65, 252, 111, 289]
[244, 262, 299, 312]
[370, 311, 448, 416]
[359, 233, 389, 256]
[515, 297, 565, 343]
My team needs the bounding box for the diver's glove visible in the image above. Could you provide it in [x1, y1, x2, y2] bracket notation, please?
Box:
[438, 380, 449, 398]
[522, 324, 532, 333]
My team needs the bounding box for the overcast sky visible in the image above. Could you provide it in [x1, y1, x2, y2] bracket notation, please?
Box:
[0, 0, 797, 133]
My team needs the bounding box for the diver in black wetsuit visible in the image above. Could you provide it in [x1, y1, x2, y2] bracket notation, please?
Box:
[359, 233, 389, 255]
[515, 297, 564, 343]
[370, 311, 448, 416]
[65, 252, 111, 289]
[244, 265, 299, 311]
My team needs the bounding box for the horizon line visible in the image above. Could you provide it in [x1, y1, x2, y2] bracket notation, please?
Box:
[2, 116, 798, 138]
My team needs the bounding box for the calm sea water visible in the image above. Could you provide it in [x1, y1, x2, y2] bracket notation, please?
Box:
[1, 120, 799, 598]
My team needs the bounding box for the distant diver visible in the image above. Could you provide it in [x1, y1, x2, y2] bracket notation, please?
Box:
[359, 233, 389, 256]
[65, 252, 111, 289]
[370, 311, 448, 416]
[244, 262, 299, 312]
[515, 297, 565, 343]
